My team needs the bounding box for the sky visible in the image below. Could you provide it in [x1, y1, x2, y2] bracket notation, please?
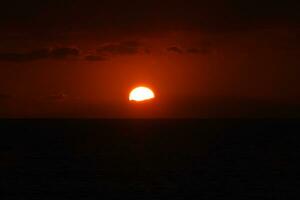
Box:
[0, 0, 299, 117]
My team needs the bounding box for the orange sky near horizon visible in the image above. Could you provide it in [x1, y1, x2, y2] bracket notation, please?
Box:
[0, 26, 299, 118]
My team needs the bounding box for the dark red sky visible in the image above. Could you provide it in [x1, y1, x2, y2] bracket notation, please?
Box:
[0, 0, 299, 117]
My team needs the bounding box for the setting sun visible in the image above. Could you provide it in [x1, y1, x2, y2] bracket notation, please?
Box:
[129, 87, 155, 102]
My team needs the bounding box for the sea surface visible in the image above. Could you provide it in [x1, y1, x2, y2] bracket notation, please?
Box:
[0, 119, 299, 199]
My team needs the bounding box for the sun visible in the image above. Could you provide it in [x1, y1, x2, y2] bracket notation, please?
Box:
[129, 86, 155, 102]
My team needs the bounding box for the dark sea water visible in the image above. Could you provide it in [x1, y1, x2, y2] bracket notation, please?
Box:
[0, 120, 299, 199]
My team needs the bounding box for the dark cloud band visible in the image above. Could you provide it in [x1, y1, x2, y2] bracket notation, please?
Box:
[0, 47, 79, 62]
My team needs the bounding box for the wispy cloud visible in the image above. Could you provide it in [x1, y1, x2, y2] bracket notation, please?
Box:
[0, 47, 80, 62]
[166, 46, 183, 54]
[167, 42, 213, 55]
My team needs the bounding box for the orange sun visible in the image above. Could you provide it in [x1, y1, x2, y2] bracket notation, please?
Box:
[129, 86, 155, 102]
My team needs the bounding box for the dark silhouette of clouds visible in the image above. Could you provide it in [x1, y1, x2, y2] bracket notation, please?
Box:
[50, 48, 79, 59]
[0, 47, 80, 62]
[168, 41, 213, 55]
[187, 46, 211, 55]
[189, 41, 213, 54]
[167, 46, 183, 54]
[0, 49, 49, 62]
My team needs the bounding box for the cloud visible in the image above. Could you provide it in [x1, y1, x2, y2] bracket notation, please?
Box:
[0, 49, 49, 62]
[167, 46, 183, 54]
[0, 42, 143, 63]
[84, 41, 146, 61]
[50, 47, 80, 59]
[97, 41, 142, 55]
[167, 41, 213, 55]
[0, 47, 80, 62]
[188, 41, 213, 54]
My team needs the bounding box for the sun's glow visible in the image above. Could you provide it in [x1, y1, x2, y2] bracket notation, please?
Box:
[129, 87, 155, 102]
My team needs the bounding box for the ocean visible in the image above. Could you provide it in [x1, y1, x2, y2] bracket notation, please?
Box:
[0, 119, 299, 199]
